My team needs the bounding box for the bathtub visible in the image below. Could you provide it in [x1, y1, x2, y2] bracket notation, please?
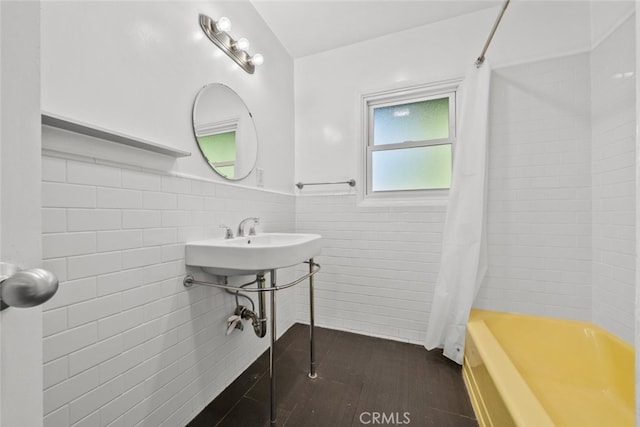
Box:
[463, 309, 634, 427]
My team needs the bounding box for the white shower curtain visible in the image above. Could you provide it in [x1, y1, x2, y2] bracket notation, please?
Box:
[424, 61, 491, 365]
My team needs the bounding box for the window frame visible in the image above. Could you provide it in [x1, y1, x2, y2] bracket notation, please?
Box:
[361, 79, 460, 203]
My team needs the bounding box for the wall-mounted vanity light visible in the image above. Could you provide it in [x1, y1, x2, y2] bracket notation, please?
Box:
[199, 14, 264, 74]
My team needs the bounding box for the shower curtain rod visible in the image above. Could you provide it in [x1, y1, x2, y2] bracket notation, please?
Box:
[475, 0, 510, 67]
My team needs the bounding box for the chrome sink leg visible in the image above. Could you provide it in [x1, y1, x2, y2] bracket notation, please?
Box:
[308, 258, 317, 379]
[269, 269, 277, 427]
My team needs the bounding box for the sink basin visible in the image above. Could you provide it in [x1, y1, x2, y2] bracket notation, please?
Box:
[186, 233, 322, 276]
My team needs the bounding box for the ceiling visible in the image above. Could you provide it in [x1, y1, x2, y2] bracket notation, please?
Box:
[250, 0, 502, 58]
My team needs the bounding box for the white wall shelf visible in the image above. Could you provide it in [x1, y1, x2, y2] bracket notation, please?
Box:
[41, 111, 191, 158]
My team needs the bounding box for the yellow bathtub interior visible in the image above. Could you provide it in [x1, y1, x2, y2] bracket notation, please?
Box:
[463, 309, 634, 427]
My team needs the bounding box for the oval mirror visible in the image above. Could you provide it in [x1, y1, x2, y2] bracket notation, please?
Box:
[192, 83, 258, 180]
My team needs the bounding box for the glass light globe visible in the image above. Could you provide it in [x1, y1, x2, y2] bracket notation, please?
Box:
[215, 17, 231, 33]
[249, 53, 264, 66]
[233, 38, 250, 51]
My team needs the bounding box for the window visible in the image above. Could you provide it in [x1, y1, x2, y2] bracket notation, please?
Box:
[197, 131, 236, 178]
[363, 81, 458, 200]
[195, 117, 239, 179]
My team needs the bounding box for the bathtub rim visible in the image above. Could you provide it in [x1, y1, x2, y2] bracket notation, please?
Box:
[465, 309, 635, 427]
[464, 319, 555, 427]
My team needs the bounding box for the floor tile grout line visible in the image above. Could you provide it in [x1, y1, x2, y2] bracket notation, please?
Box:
[192, 324, 477, 427]
[427, 405, 478, 420]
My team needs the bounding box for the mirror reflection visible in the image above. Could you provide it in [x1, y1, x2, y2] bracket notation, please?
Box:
[192, 83, 258, 180]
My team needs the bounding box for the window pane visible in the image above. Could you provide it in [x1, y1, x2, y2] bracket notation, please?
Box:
[371, 145, 451, 192]
[373, 97, 449, 146]
[214, 165, 235, 178]
[197, 131, 236, 163]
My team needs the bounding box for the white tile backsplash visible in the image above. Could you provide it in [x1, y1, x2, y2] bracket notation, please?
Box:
[97, 230, 143, 252]
[68, 376, 123, 424]
[68, 209, 122, 232]
[43, 232, 96, 259]
[68, 335, 123, 376]
[590, 16, 636, 343]
[43, 208, 67, 233]
[44, 307, 69, 337]
[97, 187, 143, 209]
[44, 367, 100, 416]
[43, 182, 96, 208]
[295, 195, 445, 344]
[295, 46, 635, 350]
[475, 53, 594, 321]
[96, 269, 145, 296]
[67, 293, 123, 328]
[44, 356, 70, 389]
[40, 15, 636, 427]
[44, 323, 98, 363]
[42, 151, 296, 426]
[67, 252, 123, 280]
[44, 277, 97, 311]
[143, 191, 178, 210]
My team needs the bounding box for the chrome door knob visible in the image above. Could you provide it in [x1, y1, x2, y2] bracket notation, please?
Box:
[0, 263, 58, 310]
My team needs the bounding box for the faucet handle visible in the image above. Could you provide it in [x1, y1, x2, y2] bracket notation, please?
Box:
[249, 218, 260, 236]
[219, 225, 234, 239]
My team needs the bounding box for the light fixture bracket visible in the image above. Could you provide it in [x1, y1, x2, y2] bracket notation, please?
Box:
[199, 14, 255, 74]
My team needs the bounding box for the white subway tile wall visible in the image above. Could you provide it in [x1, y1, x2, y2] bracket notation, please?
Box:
[476, 53, 594, 320]
[296, 53, 614, 345]
[39, 23, 636, 427]
[590, 17, 635, 343]
[42, 154, 297, 427]
[295, 195, 446, 344]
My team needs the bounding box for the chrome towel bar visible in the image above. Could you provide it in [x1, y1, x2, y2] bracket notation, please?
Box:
[295, 179, 356, 190]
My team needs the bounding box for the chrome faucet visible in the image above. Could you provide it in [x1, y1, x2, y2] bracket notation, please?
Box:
[238, 217, 260, 237]
[219, 225, 234, 239]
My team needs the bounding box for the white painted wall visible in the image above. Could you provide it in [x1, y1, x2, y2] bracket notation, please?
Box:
[42, 0, 295, 193]
[590, 1, 635, 46]
[294, 1, 596, 342]
[37, 0, 638, 424]
[295, 1, 636, 350]
[41, 150, 297, 426]
[294, 1, 591, 188]
[40, 1, 298, 425]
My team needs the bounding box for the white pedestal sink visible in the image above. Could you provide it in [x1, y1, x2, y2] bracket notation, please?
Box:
[184, 232, 322, 427]
[185, 232, 322, 276]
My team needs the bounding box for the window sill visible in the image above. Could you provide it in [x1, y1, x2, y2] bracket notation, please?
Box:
[357, 195, 448, 208]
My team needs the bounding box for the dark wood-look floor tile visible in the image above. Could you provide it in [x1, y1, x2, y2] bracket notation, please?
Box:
[186, 350, 270, 426]
[214, 396, 292, 427]
[279, 323, 337, 361]
[273, 323, 308, 353]
[419, 349, 476, 418]
[351, 341, 413, 423]
[188, 324, 478, 427]
[245, 363, 311, 411]
[284, 377, 362, 427]
[424, 408, 479, 427]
